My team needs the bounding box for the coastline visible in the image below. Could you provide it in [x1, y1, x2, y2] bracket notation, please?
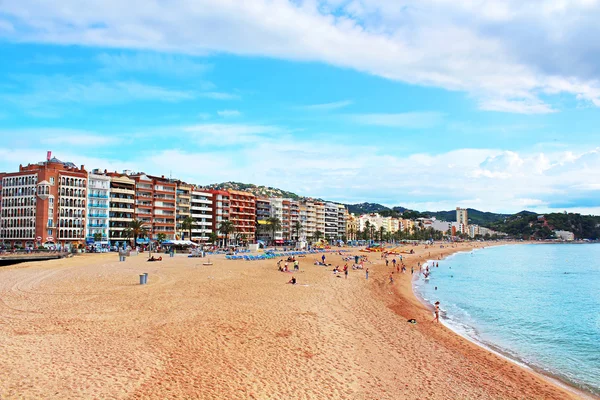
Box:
[402, 241, 596, 400]
[0, 244, 593, 399]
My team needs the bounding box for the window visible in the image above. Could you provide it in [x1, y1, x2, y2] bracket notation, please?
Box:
[49, 177, 55, 185]
[47, 229, 53, 236]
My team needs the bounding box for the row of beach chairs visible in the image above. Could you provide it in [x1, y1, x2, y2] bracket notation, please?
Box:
[226, 249, 351, 261]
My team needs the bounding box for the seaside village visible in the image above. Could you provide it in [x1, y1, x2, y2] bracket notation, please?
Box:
[0, 154, 521, 252]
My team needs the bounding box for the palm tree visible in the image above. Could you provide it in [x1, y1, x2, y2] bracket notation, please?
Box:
[313, 230, 323, 242]
[208, 232, 219, 245]
[181, 216, 195, 241]
[93, 232, 102, 243]
[379, 226, 385, 243]
[157, 233, 167, 245]
[219, 220, 235, 247]
[293, 221, 303, 243]
[364, 220, 371, 240]
[266, 217, 282, 245]
[126, 219, 147, 248]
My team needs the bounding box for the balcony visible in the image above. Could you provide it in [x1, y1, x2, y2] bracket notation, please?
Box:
[88, 223, 106, 228]
[88, 194, 109, 199]
[89, 204, 109, 208]
[88, 213, 108, 218]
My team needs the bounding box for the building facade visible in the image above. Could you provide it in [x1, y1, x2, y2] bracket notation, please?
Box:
[456, 207, 468, 228]
[108, 173, 135, 246]
[130, 173, 177, 241]
[228, 190, 256, 244]
[175, 182, 192, 240]
[86, 171, 110, 246]
[190, 188, 213, 242]
[0, 156, 88, 249]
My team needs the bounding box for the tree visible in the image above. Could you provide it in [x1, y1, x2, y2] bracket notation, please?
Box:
[266, 217, 282, 244]
[157, 233, 167, 245]
[181, 216, 195, 241]
[313, 230, 323, 242]
[208, 232, 219, 245]
[93, 232, 102, 243]
[364, 221, 371, 240]
[379, 226, 385, 242]
[293, 221, 303, 243]
[219, 220, 235, 247]
[126, 219, 147, 248]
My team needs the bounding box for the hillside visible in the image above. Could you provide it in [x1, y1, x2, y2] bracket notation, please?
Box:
[489, 212, 600, 239]
[207, 182, 307, 200]
[345, 203, 391, 215]
[425, 209, 510, 226]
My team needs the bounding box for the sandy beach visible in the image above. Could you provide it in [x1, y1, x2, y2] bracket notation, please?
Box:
[0, 243, 585, 399]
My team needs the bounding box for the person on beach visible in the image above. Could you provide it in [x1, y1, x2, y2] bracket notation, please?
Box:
[365, 268, 369, 280]
[322, 255, 326, 264]
[287, 276, 297, 285]
[386, 259, 389, 267]
[432, 301, 440, 323]
[344, 265, 348, 279]
[355, 255, 359, 264]
[392, 259, 396, 268]
[411, 266, 414, 275]
[389, 273, 394, 284]
[294, 260, 299, 271]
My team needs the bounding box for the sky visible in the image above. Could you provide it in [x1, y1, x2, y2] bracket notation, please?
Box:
[1, 0, 600, 214]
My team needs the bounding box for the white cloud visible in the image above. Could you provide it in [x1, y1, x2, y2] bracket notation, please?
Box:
[181, 123, 282, 145]
[3, 75, 195, 113]
[97, 52, 210, 76]
[4, 1, 600, 112]
[349, 112, 445, 128]
[217, 109, 241, 117]
[200, 92, 241, 100]
[298, 100, 353, 111]
[0, 128, 120, 147]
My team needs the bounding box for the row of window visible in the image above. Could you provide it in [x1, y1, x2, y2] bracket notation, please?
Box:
[2, 197, 36, 208]
[2, 175, 37, 187]
[1, 209, 35, 218]
[2, 187, 36, 197]
[59, 199, 86, 208]
[1, 219, 35, 228]
[59, 177, 86, 187]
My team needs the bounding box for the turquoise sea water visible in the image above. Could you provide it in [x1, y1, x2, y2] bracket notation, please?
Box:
[414, 244, 600, 396]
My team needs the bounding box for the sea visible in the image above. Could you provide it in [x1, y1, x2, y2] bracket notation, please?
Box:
[413, 243, 600, 397]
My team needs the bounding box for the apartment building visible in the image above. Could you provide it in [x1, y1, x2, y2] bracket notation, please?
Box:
[130, 173, 177, 241]
[107, 173, 135, 246]
[0, 155, 88, 249]
[255, 197, 271, 242]
[315, 201, 326, 237]
[456, 207, 468, 228]
[190, 188, 213, 241]
[210, 189, 230, 244]
[228, 190, 256, 244]
[324, 202, 339, 239]
[86, 171, 110, 246]
[346, 213, 359, 241]
[175, 182, 192, 240]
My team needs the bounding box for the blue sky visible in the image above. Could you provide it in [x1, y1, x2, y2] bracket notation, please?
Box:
[1, 1, 600, 214]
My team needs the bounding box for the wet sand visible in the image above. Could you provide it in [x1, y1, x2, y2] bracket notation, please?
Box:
[0, 243, 584, 399]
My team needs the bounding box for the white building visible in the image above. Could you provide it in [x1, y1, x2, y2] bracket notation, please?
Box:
[190, 189, 213, 241]
[554, 230, 575, 241]
[86, 171, 110, 246]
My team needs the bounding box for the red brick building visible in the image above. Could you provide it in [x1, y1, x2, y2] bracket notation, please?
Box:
[0, 156, 88, 249]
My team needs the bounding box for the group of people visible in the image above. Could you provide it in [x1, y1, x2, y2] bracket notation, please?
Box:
[277, 258, 299, 272]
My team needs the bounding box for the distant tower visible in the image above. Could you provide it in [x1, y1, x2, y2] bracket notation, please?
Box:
[456, 207, 468, 228]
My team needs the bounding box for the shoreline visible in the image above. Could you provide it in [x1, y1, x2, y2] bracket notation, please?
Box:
[0, 244, 594, 399]
[404, 242, 596, 400]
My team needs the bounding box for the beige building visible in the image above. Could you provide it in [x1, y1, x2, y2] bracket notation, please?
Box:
[175, 182, 192, 240]
[456, 207, 468, 228]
